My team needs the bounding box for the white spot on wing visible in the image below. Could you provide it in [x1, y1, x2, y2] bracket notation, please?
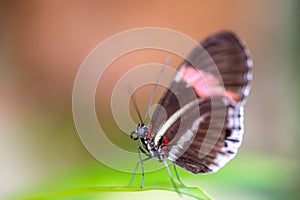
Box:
[207, 153, 230, 173]
[246, 58, 253, 68]
[244, 72, 252, 81]
[177, 129, 194, 148]
[168, 129, 194, 162]
[226, 138, 242, 149]
[168, 150, 179, 162]
[243, 84, 251, 97]
[174, 71, 182, 82]
[192, 116, 203, 131]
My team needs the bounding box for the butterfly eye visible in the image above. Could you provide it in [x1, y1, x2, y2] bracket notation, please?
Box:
[130, 131, 139, 140]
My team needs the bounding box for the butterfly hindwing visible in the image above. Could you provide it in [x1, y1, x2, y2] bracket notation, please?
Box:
[166, 96, 243, 173]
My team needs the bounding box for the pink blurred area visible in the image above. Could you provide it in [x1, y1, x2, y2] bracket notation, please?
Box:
[0, 0, 296, 198]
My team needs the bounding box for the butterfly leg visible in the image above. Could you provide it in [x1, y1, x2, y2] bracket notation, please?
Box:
[174, 164, 186, 187]
[163, 160, 182, 196]
[128, 145, 152, 187]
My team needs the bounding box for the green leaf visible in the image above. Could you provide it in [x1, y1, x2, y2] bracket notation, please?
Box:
[21, 186, 212, 200]
[11, 153, 297, 200]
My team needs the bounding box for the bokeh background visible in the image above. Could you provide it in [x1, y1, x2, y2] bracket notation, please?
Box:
[1, 1, 299, 199]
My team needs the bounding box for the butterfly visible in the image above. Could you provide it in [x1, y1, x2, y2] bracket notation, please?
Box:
[130, 31, 252, 187]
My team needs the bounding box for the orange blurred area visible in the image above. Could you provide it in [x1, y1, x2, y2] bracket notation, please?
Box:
[0, 1, 298, 199]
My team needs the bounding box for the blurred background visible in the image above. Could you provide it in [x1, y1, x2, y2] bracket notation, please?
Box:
[0, 0, 299, 199]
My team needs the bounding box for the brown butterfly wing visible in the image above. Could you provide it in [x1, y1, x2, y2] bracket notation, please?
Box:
[164, 96, 243, 173]
[149, 31, 252, 173]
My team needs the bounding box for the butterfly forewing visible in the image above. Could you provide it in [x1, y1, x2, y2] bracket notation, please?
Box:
[184, 31, 252, 103]
[149, 31, 252, 174]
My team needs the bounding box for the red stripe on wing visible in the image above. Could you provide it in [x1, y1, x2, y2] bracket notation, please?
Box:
[147, 123, 152, 139]
[180, 66, 240, 102]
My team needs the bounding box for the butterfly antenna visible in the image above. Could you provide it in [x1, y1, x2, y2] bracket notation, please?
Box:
[132, 92, 144, 125]
[143, 56, 170, 124]
[128, 87, 144, 125]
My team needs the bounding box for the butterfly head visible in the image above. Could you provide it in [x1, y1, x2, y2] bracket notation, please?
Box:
[130, 124, 148, 141]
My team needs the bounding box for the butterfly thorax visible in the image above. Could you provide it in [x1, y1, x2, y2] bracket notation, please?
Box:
[130, 124, 166, 162]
